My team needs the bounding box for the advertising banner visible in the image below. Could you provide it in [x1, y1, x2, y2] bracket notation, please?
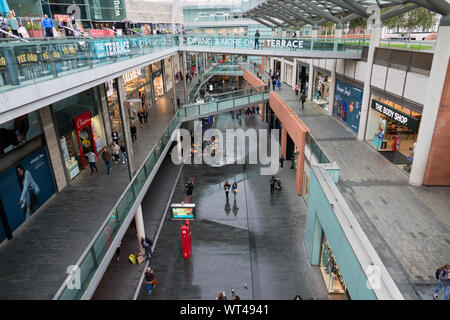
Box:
[332, 80, 363, 133]
[0, 147, 56, 242]
[171, 203, 195, 220]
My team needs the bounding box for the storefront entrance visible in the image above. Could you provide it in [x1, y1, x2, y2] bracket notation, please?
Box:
[366, 97, 421, 174]
[296, 64, 309, 93]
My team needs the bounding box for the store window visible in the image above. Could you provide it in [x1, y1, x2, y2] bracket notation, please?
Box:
[313, 71, 331, 110]
[366, 96, 421, 174]
[52, 88, 106, 180]
[320, 233, 350, 300]
[164, 57, 173, 92]
[152, 61, 165, 98]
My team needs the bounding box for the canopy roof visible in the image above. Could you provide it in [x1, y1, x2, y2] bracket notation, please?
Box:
[243, 0, 450, 29]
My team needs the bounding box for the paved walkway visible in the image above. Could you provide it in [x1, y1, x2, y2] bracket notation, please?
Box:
[261, 71, 450, 300]
[137, 113, 329, 300]
[0, 77, 196, 299]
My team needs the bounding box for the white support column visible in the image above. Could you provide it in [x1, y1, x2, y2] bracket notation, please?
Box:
[327, 59, 337, 116]
[334, 28, 343, 51]
[182, 51, 188, 104]
[409, 20, 450, 186]
[195, 53, 199, 77]
[311, 28, 318, 50]
[171, 55, 177, 114]
[282, 30, 287, 37]
[134, 205, 146, 253]
[307, 59, 314, 100]
[280, 58, 285, 82]
[357, 27, 382, 141]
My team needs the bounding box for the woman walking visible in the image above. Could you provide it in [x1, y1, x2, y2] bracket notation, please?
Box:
[232, 182, 238, 199]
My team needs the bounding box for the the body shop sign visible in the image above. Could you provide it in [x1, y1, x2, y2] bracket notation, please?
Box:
[371, 100, 419, 132]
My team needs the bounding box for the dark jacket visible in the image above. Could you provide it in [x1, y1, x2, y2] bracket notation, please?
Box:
[130, 125, 137, 135]
[142, 236, 153, 248]
[120, 144, 126, 152]
[145, 271, 154, 282]
[102, 150, 112, 162]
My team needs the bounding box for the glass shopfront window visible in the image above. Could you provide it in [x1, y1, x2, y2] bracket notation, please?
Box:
[152, 61, 165, 98]
[320, 233, 350, 300]
[313, 71, 331, 110]
[52, 87, 106, 180]
[164, 57, 173, 92]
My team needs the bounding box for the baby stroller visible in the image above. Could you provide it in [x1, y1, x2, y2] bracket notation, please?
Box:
[275, 177, 282, 190]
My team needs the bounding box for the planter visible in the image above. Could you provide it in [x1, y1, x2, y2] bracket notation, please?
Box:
[28, 30, 44, 38]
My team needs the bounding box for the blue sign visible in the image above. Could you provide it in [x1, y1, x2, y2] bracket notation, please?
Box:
[0, 147, 56, 242]
[333, 80, 363, 134]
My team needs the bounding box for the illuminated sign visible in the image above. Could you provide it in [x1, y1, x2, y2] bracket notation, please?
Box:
[371, 100, 419, 132]
[171, 203, 195, 220]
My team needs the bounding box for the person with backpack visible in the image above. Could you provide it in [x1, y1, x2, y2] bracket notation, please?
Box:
[434, 264, 450, 300]
[141, 235, 153, 260]
[232, 182, 238, 200]
[145, 267, 157, 295]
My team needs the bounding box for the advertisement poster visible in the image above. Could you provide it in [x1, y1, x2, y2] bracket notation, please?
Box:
[171, 203, 195, 220]
[332, 80, 363, 134]
[376, 118, 387, 140]
[0, 147, 56, 242]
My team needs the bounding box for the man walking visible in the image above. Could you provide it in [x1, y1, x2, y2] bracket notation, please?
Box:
[111, 128, 119, 145]
[224, 181, 231, 200]
[87, 150, 98, 175]
[254, 30, 260, 50]
[279, 155, 285, 168]
[130, 123, 137, 142]
[141, 235, 153, 260]
[299, 90, 306, 110]
[270, 176, 276, 194]
[42, 14, 54, 37]
[101, 147, 112, 175]
[434, 264, 449, 300]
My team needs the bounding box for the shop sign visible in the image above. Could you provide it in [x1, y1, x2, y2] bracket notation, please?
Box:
[0, 52, 6, 71]
[184, 36, 304, 49]
[15, 50, 38, 66]
[91, 39, 130, 58]
[74, 111, 91, 130]
[123, 69, 142, 83]
[371, 100, 419, 132]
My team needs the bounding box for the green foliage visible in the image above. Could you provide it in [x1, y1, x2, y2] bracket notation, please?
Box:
[349, 17, 366, 30]
[383, 7, 436, 32]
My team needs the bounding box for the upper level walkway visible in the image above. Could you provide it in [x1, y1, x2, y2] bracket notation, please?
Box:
[0, 34, 362, 124]
[258, 71, 450, 300]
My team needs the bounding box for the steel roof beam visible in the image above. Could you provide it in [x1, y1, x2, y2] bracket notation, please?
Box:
[260, 9, 301, 27]
[426, 0, 450, 15]
[292, 0, 341, 24]
[267, 1, 318, 26]
[251, 16, 277, 29]
[326, 0, 369, 17]
[381, 3, 420, 20]
[342, 0, 370, 16]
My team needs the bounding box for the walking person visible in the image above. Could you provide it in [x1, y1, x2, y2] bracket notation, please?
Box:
[232, 182, 238, 199]
[112, 141, 120, 163]
[141, 235, 153, 260]
[272, 78, 276, 91]
[115, 241, 121, 261]
[111, 128, 119, 145]
[137, 110, 143, 126]
[145, 267, 156, 295]
[254, 30, 260, 50]
[130, 123, 137, 142]
[299, 90, 306, 110]
[279, 155, 285, 168]
[101, 147, 112, 175]
[42, 14, 54, 37]
[270, 176, 276, 194]
[120, 141, 127, 163]
[0, 14, 8, 38]
[434, 264, 450, 300]
[224, 181, 231, 200]
[276, 79, 281, 91]
[295, 84, 300, 96]
[143, 109, 148, 123]
[87, 150, 98, 175]
[177, 97, 181, 109]
[16, 165, 40, 220]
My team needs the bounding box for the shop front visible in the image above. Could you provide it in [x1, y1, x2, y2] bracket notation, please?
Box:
[313, 70, 331, 110]
[0, 111, 56, 243]
[332, 79, 363, 134]
[284, 63, 294, 87]
[296, 62, 309, 94]
[152, 61, 165, 99]
[164, 57, 173, 92]
[52, 88, 106, 180]
[319, 233, 350, 300]
[366, 96, 421, 173]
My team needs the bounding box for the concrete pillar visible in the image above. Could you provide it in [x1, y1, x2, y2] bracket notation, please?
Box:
[38, 106, 68, 192]
[334, 28, 343, 51]
[280, 58, 285, 83]
[357, 27, 382, 141]
[182, 51, 188, 104]
[296, 134, 306, 196]
[311, 28, 318, 50]
[281, 127, 287, 160]
[307, 59, 314, 100]
[282, 30, 287, 37]
[148, 65, 156, 105]
[98, 84, 113, 146]
[203, 52, 207, 73]
[195, 53, 199, 76]
[171, 55, 177, 114]
[134, 205, 146, 253]
[117, 76, 136, 180]
[327, 59, 337, 116]
[409, 19, 450, 186]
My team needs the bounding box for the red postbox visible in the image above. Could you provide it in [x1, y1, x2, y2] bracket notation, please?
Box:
[181, 220, 192, 258]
